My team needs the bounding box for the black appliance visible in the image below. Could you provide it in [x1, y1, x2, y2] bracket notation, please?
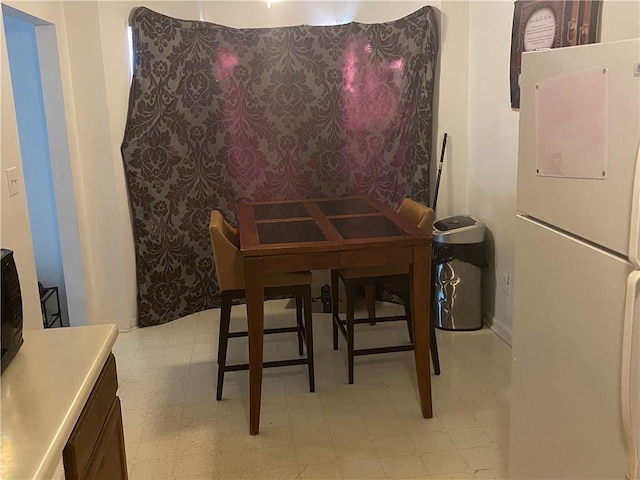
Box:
[2, 249, 24, 372]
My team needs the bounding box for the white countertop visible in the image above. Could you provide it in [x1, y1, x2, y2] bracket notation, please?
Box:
[0, 324, 119, 480]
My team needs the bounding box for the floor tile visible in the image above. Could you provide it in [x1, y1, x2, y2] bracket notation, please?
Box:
[298, 463, 344, 479]
[421, 450, 468, 475]
[380, 454, 429, 479]
[371, 434, 416, 458]
[457, 446, 507, 471]
[340, 458, 385, 479]
[295, 441, 337, 464]
[334, 438, 378, 462]
[410, 430, 457, 454]
[329, 420, 370, 442]
[448, 427, 493, 449]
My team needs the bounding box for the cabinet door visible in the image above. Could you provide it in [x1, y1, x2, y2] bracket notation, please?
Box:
[63, 354, 128, 480]
[86, 397, 128, 480]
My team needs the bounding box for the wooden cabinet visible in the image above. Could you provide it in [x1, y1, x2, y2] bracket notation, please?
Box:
[0, 325, 124, 480]
[63, 354, 128, 480]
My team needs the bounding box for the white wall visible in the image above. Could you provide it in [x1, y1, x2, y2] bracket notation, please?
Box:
[466, 0, 640, 344]
[1, 0, 130, 329]
[1, 13, 42, 331]
[600, 1, 640, 42]
[432, 1, 469, 218]
[467, 1, 519, 343]
[61, 1, 133, 330]
[36, 21, 90, 327]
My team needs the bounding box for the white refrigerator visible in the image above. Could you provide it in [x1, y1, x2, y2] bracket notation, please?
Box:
[509, 39, 640, 479]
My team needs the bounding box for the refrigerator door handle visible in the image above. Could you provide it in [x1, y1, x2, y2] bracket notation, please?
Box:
[622, 270, 640, 480]
[630, 139, 640, 268]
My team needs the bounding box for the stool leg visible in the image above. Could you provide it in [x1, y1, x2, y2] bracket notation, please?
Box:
[296, 293, 304, 355]
[303, 287, 315, 392]
[401, 289, 414, 344]
[404, 285, 440, 374]
[365, 284, 376, 325]
[431, 318, 441, 375]
[346, 283, 356, 385]
[331, 270, 340, 350]
[429, 270, 441, 375]
[216, 293, 232, 401]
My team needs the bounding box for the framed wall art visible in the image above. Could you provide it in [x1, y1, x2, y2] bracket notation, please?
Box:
[509, 0, 602, 108]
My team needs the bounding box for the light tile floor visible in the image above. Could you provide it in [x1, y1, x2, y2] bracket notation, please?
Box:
[113, 299, 511, 479]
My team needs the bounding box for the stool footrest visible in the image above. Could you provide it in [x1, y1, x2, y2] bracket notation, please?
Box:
[337, 315, 407, 326]
[228, 326, 301, 338]
[224, 358, 309, 372]
[354, 344, 413, 356]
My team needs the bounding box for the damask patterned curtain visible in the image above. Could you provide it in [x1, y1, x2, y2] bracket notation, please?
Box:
[122, 6, 439, 327]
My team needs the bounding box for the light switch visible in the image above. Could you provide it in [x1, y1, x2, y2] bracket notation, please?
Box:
[6, 167, 19, 197]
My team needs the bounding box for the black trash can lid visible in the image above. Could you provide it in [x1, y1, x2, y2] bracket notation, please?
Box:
[433, 215, 485, 244]
[434, 215, 477, 231]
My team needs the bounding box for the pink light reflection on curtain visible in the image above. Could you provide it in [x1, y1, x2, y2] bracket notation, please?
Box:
[342, 36, 406, 195]
[217, 50, 238, 78]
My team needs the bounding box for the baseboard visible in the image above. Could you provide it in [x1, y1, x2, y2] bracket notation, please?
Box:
[483, 313, 512, 347]
[119, 315, 140, 333]
[119, 325, 139, 334]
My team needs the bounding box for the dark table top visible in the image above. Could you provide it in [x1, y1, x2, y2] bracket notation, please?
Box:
[237, 196, 430, 257]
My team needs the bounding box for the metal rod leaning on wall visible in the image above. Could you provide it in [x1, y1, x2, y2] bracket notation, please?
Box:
[432, 132, 448, 212]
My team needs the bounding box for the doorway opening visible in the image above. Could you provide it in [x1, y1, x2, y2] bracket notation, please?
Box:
[2, 5, 88, 327]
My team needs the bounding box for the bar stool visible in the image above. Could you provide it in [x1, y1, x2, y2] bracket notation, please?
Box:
[331, 198, 440, 383]
[209, 210, 315, 400]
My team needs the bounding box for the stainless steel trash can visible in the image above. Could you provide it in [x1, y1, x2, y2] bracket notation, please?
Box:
[432, 215, 486, 331]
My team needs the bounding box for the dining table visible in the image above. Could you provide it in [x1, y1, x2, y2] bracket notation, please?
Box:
[236, 195, 433, 435]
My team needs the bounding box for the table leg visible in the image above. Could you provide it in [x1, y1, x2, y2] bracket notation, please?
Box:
[244, 256, 265, 435]
[411, 245, 433, 418]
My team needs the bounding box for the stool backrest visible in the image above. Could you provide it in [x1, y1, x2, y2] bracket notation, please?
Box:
[209, 210, 244, 291]
[397, 198, 434, 234]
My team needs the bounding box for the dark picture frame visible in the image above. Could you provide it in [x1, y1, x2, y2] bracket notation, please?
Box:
[510, 0, 602, 108]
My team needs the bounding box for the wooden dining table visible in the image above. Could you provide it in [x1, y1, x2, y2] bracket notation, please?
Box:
[236, 196, 433, 435]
